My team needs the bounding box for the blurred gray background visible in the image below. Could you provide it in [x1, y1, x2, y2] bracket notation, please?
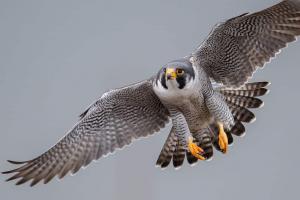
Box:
[0, 0, 299, 199]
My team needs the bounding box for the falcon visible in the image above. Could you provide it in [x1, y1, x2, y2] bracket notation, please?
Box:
[3, 0, 300, 186]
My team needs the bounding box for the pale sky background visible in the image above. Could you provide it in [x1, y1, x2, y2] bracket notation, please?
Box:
[0, 0, 300, 200]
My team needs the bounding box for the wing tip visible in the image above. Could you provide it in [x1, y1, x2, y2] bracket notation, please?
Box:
[7, 160, 28, 165]
[2, 160, 27, 174]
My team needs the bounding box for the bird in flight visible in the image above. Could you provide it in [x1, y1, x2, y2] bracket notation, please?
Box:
[3, 0, 300, 186]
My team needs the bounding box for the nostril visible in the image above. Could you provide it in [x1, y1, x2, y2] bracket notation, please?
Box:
[166, 73, 176, 80]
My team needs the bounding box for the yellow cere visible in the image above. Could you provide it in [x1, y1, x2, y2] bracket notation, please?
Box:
[165, 68, 177, 80]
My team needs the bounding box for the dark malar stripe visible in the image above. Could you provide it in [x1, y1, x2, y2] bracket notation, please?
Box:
[161, 74, 168, 89]
[177, 77, 186, 89]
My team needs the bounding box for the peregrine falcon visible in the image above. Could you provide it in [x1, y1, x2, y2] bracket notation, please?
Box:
[3, 0, 300, 186]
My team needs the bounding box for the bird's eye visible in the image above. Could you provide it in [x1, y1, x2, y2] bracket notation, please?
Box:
[176, 69, 184, 75]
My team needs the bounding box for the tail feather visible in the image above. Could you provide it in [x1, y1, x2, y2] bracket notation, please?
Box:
[225, 96, 264, 108]
[229, 105, 256, 123]
[212, 81, 269, 151]
[156, 127, 213, 168]
[220, 88, 269, 97]
[194, 130, 214, 160]
[230, 121, 246, 137]
[226, 81, 269, 128]
[238, 82, 270, 90]
[227, 131, 234, 145]
[219, 82, 269, 110]
[220, 81, 269, 125]
[185, 130, 214, 165]
[156, 128, 177, 168]
[172, 144, 186, 168]
[155, 127, 187, 169]
[186, 152, 198, 165]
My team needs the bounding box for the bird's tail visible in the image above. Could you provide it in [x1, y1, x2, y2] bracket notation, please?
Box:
[211, 81, 270, 150]
[156, 127, 213, 169]
[156, 81, 270, 168]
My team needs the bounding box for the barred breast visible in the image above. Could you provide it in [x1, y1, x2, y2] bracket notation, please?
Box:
[178, 93, 212, 133]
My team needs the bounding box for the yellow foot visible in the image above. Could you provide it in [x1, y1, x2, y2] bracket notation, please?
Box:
[218, 122, 228, 154]
[188, 137, 206, 160]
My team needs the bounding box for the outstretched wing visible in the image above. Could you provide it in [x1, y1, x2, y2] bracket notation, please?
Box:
[2, 79, 169, 186]
[192, 0, 300, 88]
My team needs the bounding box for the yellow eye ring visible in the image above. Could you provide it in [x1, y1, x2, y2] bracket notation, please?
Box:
[176, 69, 184, 76]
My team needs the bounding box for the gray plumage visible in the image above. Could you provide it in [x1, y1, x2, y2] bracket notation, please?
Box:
[3, 80, 170, 186]
[3, 0, 299, 186]
[193, 0, 300, 87]
[156, 81, 269, 168]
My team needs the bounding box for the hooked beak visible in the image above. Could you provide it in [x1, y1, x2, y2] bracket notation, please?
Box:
[165, 68, 177, 80]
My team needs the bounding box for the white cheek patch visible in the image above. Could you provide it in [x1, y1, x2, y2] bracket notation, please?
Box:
[154, 77, 197, 102]
[184, 77, 196, 90]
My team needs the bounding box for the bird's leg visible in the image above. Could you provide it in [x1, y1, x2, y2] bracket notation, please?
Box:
[168, 108, 206, 161]
[204, 91, 233, 154]
[217, 122, 228, 153]
[188, 136, 206, 160]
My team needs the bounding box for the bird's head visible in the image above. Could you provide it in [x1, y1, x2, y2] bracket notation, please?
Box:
[156, 59, 195, 90]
